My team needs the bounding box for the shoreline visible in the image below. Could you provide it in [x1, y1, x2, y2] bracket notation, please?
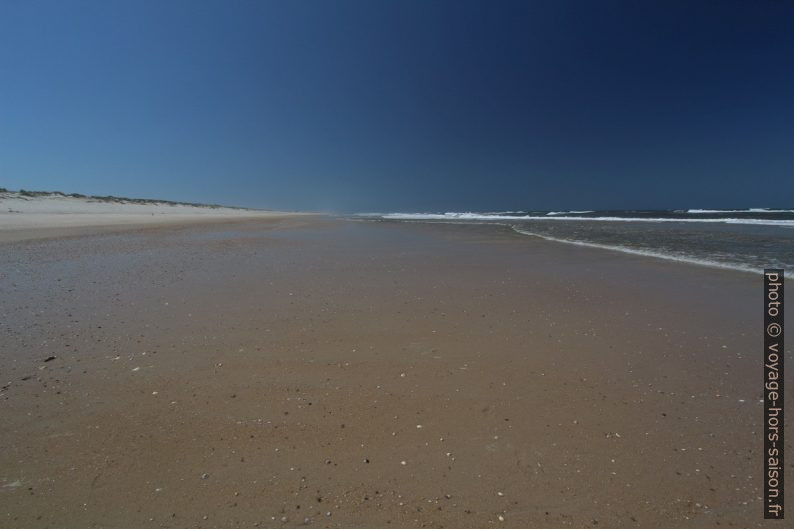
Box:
[511, 225, 777, 278]
[364, 217, 793, 279]
[4, 213, 777, 280]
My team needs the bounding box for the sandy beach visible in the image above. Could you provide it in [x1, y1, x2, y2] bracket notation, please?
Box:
[0, 216, 790, 528]
[0, 191, 304, 243]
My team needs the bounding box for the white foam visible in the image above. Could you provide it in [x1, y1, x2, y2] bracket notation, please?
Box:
[545, 210, 594, 216]
[687, 208, 794, 214]
[376, 212, 794, 227]
[511, 227, 794, 279]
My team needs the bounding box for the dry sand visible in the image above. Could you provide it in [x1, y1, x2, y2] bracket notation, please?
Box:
[0, 192, 305, 243]
[0, 217, 790, 528]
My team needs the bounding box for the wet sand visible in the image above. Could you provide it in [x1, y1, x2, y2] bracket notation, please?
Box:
[0, 217, 790, 528]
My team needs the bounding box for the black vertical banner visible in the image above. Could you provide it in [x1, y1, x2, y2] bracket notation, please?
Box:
[764, 269, 784, 519]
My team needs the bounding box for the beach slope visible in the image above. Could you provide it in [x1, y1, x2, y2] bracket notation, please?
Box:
[0, 218, 789, 528]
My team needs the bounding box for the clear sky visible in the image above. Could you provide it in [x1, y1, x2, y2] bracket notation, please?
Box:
[1, 0, 792, 212]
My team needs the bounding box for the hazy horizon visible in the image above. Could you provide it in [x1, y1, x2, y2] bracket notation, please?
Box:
[3, 186, 794, 215]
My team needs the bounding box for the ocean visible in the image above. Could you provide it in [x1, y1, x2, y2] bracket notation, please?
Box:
[357, 209, 794, 278]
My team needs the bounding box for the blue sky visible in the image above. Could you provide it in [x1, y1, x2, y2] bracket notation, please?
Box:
[1, 0, 792, 212]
